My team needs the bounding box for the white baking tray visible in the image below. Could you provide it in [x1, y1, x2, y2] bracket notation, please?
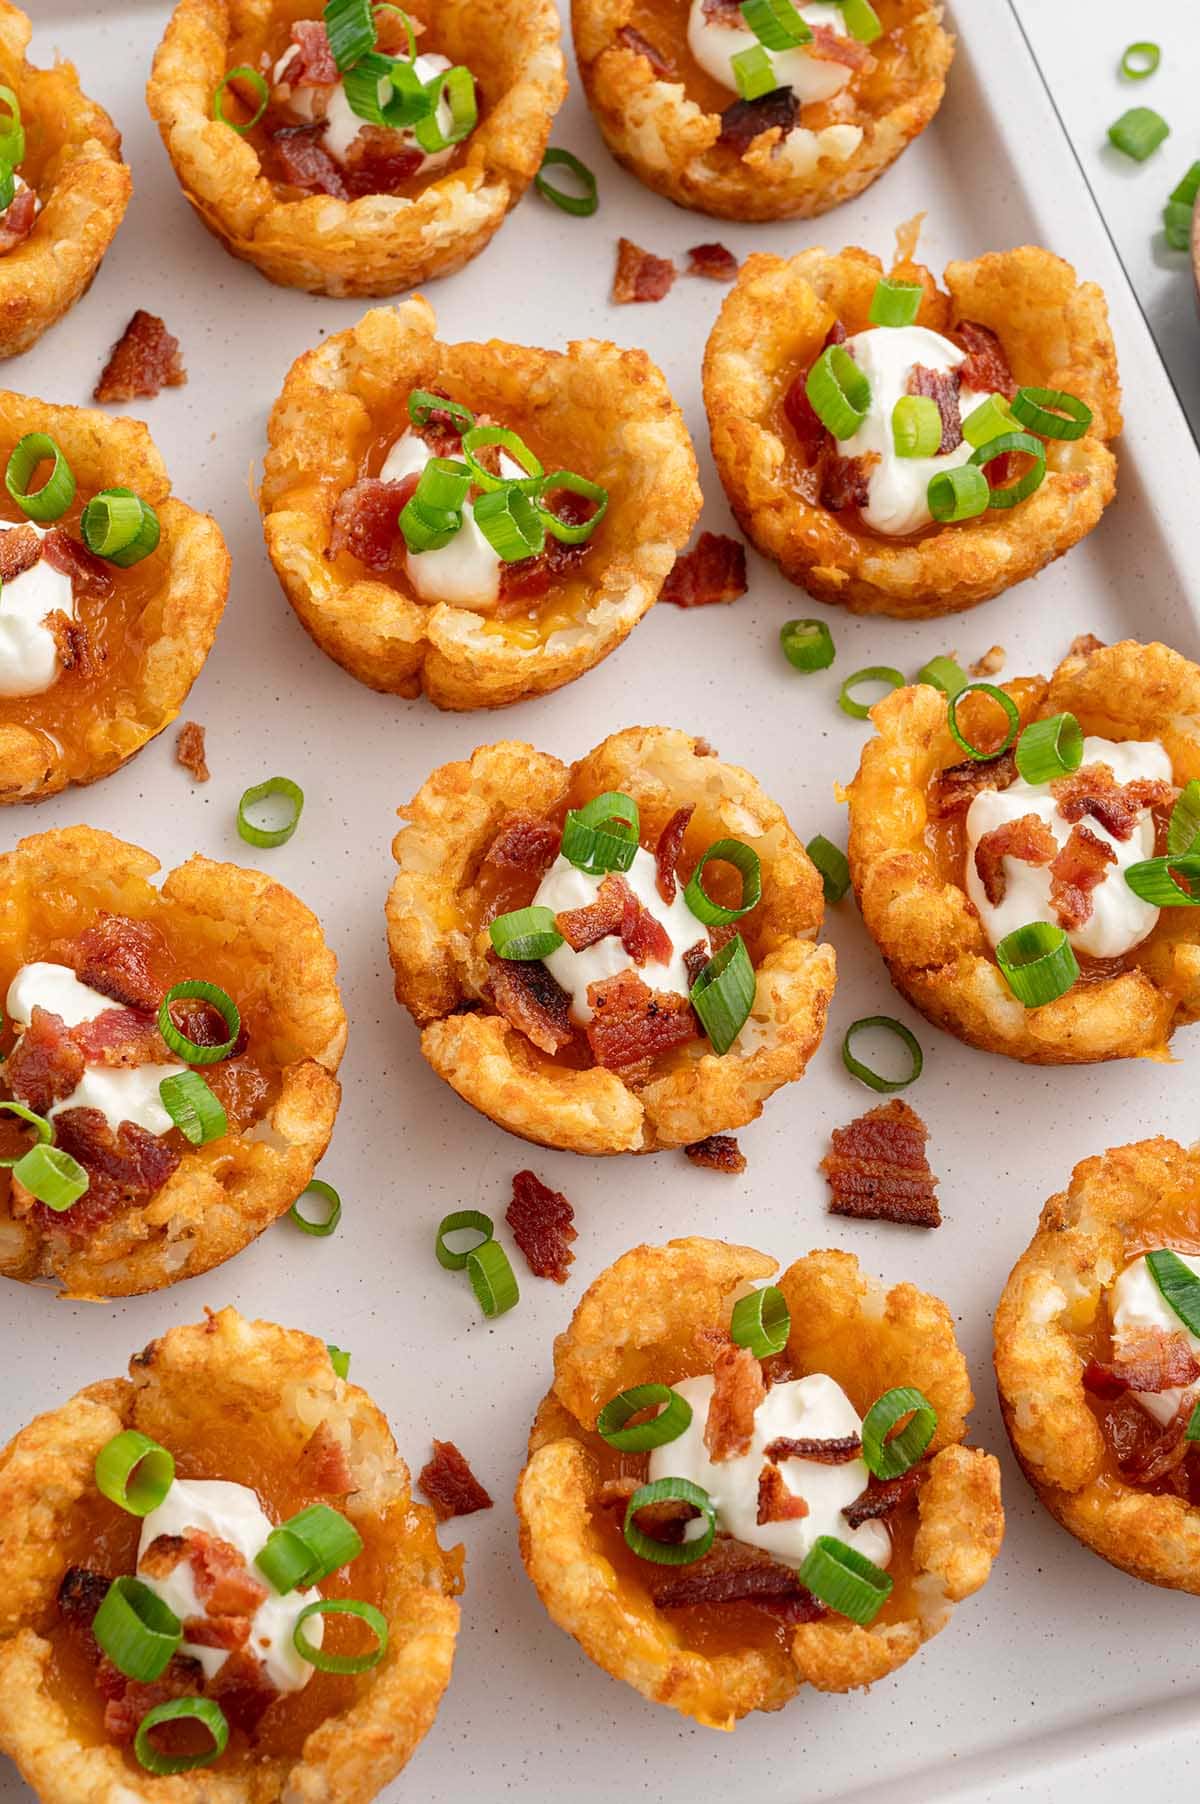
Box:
[4, 4, 1199, 1801]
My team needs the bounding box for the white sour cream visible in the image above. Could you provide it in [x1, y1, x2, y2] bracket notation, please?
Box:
[688, 0, 853, 103]
[1110, 1251, 1200, 1428]
[0, 524, 74, 699]
[379, 430, 526, 611]
[648, 1367, 890, 1570]
[964, 737, 1170, 960]
[137, 1477, 323, 1693]
[275, 45, 457, 173]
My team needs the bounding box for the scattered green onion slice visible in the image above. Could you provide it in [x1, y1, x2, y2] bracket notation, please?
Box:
[237, 775, 305, 848]
[1170, 162, 1200, 207]
[623, 1478, 716, 1566]
[1010, 387, 1093, 442]
[690, 934, 755, 1056]
[0, 1099, 52, 1169]
[158, 980, 240, 1065]
[869, 277, 923, 329]
[740, 0, 812, 50]
[343, 49, 430, 127]
[915, 655, 967, 699]
[842, 1016, 923, 1093]
[968, 430, 1046, 506]
[928, 464, 989, 523]
[798, 1535, 892, 1625]
[538, 470, 608, 544]
[488, 906, 564, 961]
[994, 921, 1079, 1006]
[731, 42, 775, 101]
[80, 488, 161, 566]
[327, 1344, 351, 1379]
[0, 86, 24, 169]
[414, 64, 478, 152]
[294, 1598, 388, 1673]
[960, 393, 1017, 449]
[290, 1179, 342, 1237]
[473, 484, 545, 562]
[213, 66, 269, 133]
[730, 1284, 790, 1358]
[94, 1577, 181, 1682]
[1124, 855, 1200, 907]
[257, 1503, 363, 1593]
[1108, 105, 1169, 161]
[1146, 1249, 1200, 1337]
[435, 1208, 494, 1271]
[806, 343, 871, 440]
[159, 1072, 227, 1147]
[684, 839, 762, 928]
[466, 1238, 519, 1318]
[1167, 780, 1200, 857]
[1164, 198, 1195, 252]
[1014, 712, 1083, 785]
[461, 423, 543, 495]
[1120, 41, 1160, 80]
[597, 1384, 694, 1452]
[135, 1698, 228, 1776]
[408, 390, 475, 432]
[323, 0, 377, 70]
[781, 617, 835, 671]
[13, 1143, 87, 1211]
[861, 1386, 937, 1479]
[946, 682, 1020, 762]
[5, 433, 75, 522]
[561, 791, 640, 876]
[806, 834, 850, 904]
[534, 147, 599, 217]
[838, 666, 904, 720]
[836, 0, 882, 44]
[891, 394, 940, 458]
[95, 1430, 175, 1516]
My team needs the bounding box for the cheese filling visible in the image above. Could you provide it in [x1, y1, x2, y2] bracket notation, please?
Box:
[0, 525, 75, 699]
[1109, 1250, 1200, 1428]
[379, 430, 525, 611]
[274, 46, 458, 173]
[688, 0, 854, 103]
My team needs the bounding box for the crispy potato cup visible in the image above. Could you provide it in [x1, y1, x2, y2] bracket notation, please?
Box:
[995, 1138, 1200, 1592]
[845, 639, 1200, 1064]
[0, 3, 131, 359]
[387, 727, 835, 1154]
[572, 0, 952, 222]
[147, 0, 566, 298]
[0, 393, 229, 805]
[261, 298, 702, 710]
[516, 1238, 1003, 1728]
[0, 1308, 462, 1802]
[0, 826, 346, 1299]
[702, 236, 1120, 618]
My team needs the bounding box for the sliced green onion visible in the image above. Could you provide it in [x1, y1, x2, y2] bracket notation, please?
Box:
[915, 655, 967, 699]
[806, 834, 850, 904]
[561, 791, 639, 876]
[1120, 41, 1160, 80]
[946, 682, 1020, 762]
[623, 1477, 716, 1566]
[891, 395, 940, 458]
[0, 1100, 52, 1169]
[5, 433, 75, 522]
[838, 666, 903, 720]
[158, 1072, 227, 1147]
[1167, 780, 1200, 857]
[94, 1577, 181, 1682]
[781, 617, 835, 671]
[400, 492, 461, 553]
[324, 0, 377, 71]
[413, 457, 470, 513]
[861, 1386, 937, 1479]
[842, 1016, 922, 1093]
[1164, 199, 1195, 252]
[343, 49, 430, 127]
[684, 839, 762, 928]
[730, 1284, 790, 1358]
[237, 776, 304, 848]
[731, 43, 775, 101]
[1108, 105, 1169, 161]
[435, 1208, 494, 1270]
[256, 1503, 362, 1593]
[995, 921, 1079, 1006]
[408, 390, 475, 432]
[535, 147, 599, 217]
[80, 488, 160, 566]
[537, 471, 608, 544]
[1010, 387, 1093, 442]
[374, 2, 417, 61]
[806, 344, 870, 440]
[290, 1179, 342, 1236]
[0, 167, 14, 214]
[1014, 712, 1083, 785]
[95, 1430, 175, 1516]
[836, 0, 882, 44]
[213, 66, 269, 133]
[960, 393, 1017, 449]
[13, 1143, 87, 1211]
[798, 1535, 891, 1625]
[1124, 855, 1200, 906]
[741, 0, 812, 49]
[473, 484, 546, 562]
[597, 1384, 693, 1452]
[328, 1344, 351, 1379]
[294, 1598, 387, 1673]
[135, 1698, 228, 1776]
[1170, 162, 1200, 206]
[158, 981, 240, 1065]
[928, 464, 989, 523]
[869, 277, 923, 329]
[1188, 1399, 1200, 1443]
[466, 1238, 519, 1317]
[0, 88, 25, 169]
[489, 906, 563, 960]
[414, 65, 477, 152]
[461, 424, 544, 495]
[1146, 1249, 1200, 1337]
[690, 934, 755, 1057]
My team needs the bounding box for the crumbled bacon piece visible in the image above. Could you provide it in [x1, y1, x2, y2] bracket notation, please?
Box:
[1050, 765, 1175, 842]
[650, 1537, 828, 1622]
[661, 533, 747, 608]
[684, 1133, 745, 1174]
[43, 528, 113, 597]
[930, 750, 1017, 818]
[506, 1168, 576, 1282]
[0, 183, 36, 255]
[701, 0, 742, 18]
[419, 1440, 494, 1520]
[973, 811, 1057, 906]
[1049, 824, 1115, 931]
[907, 363, 962, 455]
[41, 1109, 181, 1238]
[619, 883, 674, 966]
[343, 126, 425, 197]
[181, 1615, 252, 1652]
[3, 1006, 85, 1112]
[0, 522, 41, 583]
[63, 913, 168, 1011]
[842, 1466, 923, 1527]
[330, 475, 415, 573]
[203, 1647, 278, 1732]
[71, 1007, 170, 1068]
[682, 941, 710, 987]
[686, 242, 739, 282]
[821, 452, 878, 512]
[783, 371, 829, 464]
[487, 953, 575, 1055]
[138, 1534, 187, 1579]
[176, 721, 209, 782]
[1109, 1403, 1192, 1486]
[482, 811, 561, 880]
[101, 1658, 206, 1744]
[94, 310, 186, 403]
[612, 237, 676, 304]
[617, 24, 674, 77]
[284, 18, 338, 84]
[808, 22, 873, 66]
[497, 528, 589, 609]
[757, 1464, 809, 1525]
[705, 1342, 766, 1462]
[184, 1530, 269, 1617]
[765, 1434, 862, 1465]
[46, 611, 97, 676]
[1083, 1329, 1200, 1398]
[555, 871, 627, 952]
[584, 968, 698, 1071]
[953, 320, 1016, 400]
[296, 1421, 354, 1494]
[822, 1099, 941, 1228]
[970, 644, 1006, 677]
[269, 122, 349, 198]
[654, 805, 694, 905]
[718, 87, 798, 153]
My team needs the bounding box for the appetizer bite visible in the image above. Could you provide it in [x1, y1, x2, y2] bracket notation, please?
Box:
[387, 728, 835, 1154]
[261, 299, 701, 709]
[147, 0, 566, 297]
[0, 3, 131, 358]
[844, 639, 1200, 1064]
[703, 227, 1119, 617]
[0, 394, 229, 805]
[517, 1238, 1002, 1727]
[995, 1138, 1200, 1592]
[572, 0, 951, 222]
[0, 1308, 461, 1799]
[0, 826, 346, 1299]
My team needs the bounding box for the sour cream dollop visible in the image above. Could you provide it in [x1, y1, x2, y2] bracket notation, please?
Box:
[379, 430, 525, 611]
[1109, 1250, 1200, 1427]
[275, 45, 458, 174]
[964, 737, 1171, 961]
[688, 0, 853, 103]
[0, 524, 75, 699]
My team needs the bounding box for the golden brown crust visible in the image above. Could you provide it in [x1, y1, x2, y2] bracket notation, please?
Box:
[147, 0, 566, 298]
[516, 1238, 1003, 1726]
[0, 1309, 461, 1802]
[0, 3, 131, 357]
[845, 639, 1200, 1063]
[572, 0, 952, 221]
[386, 727, 835, 1152]
[702, 240, 1120, 618]
[0, 826, 346, 1298]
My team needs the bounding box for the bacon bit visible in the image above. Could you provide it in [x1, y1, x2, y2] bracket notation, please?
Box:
[94, 310, 187, 403]
[419, 1439, 494, 1520]
[506, 1168, 576, 1282]
[842, 1465, 923, 1528]
[101, 1658, 206, 1745]
[620, 883, 674, 966]
[71, 1007, 170, 1068]
[701, 0, 743, 18]
[685, 1133, 745, 1174]
[343, 126, 425, 198]
[1050, 765, 1175, 842]
[650, 1536, 828, 1622]
[612, 236, 676, 304]
[682, 940, 710, 987]
[617, 23, 674, 78]
[0, 183, 37, 255]
[821, 452, 878, 512]
[907, 363, 962, 455]
[973, 811, 1057, 906]
[3, 1006, 85, 1112]
[765, 1434, 862, 1465]
[1083, 1329, 1200, 1398]
[41, 1109, 181, 1239]
[1069, 632, 1105, 659]
[269, 122, 349, 198]
[822, 1099, 941, 1229]
[756, 1464, 809, 1525]
[181, 1615, 252, 1652]
[970, 644, 1006, 677]
[204, 1647, 278, 1732]
[808, 21, 874, 66]
[1110, 1403, 1192, 1486]
[64, 914, 168, 1011]
[185, 1530, 270, 1617]
[487, 952, 575, 1056]
[43, 528, 114, 598]
[783, 370, 829, 465]
[686, 242, 739, 282]
[0, 522, 41, 583]
[296, 1421, 354, 1494]
[655, 805, 694, 905]
[139, 1534, 187, 1579]
[46, 611, 97, 677]
[481, 811, 561, 882]
[496, 528, 589, 609]
[1049, 824, 1115, 931]
[555, 871, 626, 952]
[718, 86, 798, 153]
[330, 475, 415, 573]
[954, 320, 1016, 400]
[930, 749, 1018, 818]
[584, 968, 698, 1072]
[705, 1342, 766, 1462]
[286, 17, 338, 84]
[661, 532, 747, 608]
[175, 721, 209, 783]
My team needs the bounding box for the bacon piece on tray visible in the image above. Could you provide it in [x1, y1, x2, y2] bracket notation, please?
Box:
[684, 1133, 746, 1174]
[655, 804, 694, 905]
[419, 1439, 494, 1520]
[612, 236, 676, 304]
[584, 968, 697, 1071]
[765, 1434, 863, 1465]
[0, 523, 42, 583]
[661, 533, 747, 608]
[953, 320, 1016, 400]
[650, 1537, 828, 1622]
[718, 87, 798, 153]
[972, 812, 1057, 906]
[487, 953, 575, 1055]
[617, 24, 674, 77]
[842, 1466, 924, 1528]
[3, 1005, 85, 1112]
[330, 475, 415, 572]
[757, 1464, 809, 1525]
[94, 310, 187, 403]
[482, 811, 561, 881]
[686, 242, 739, 282]
[507, 1168, 576, 1282]
[1050, 765, 1175, 841]
[822, 1099, 941, 1229]
[705, 1342, 766, 1462]
[176, 720, 210, 782]
[907, 363, 963, 455]
[60, 913, 168, 1011]
[1083, 1329, 1200, 1399]
[1049, 824, 1115, 931]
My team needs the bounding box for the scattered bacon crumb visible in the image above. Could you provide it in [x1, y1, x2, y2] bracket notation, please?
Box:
[930, 750, 1017, 818]
[906, 363, 962, 455]
[973, 812, 1057, 906]
[842, 1466, 923, 1528]
[1051, 765, 1175, 842]
[481, 811, 561, 881]
[822, 1099, 941, 1229]
[46, 612, 96, 677]
[612, 237, 676, 304]
[506, 1168, 576, 1283]
[685, 1133, 745, 1174]
[418, 1440, 494, 1520]
[808, 22, 873, 66]
[686, 242, 739, 282]
[756, 1464, 809, 1525]
[953, 320, 1016, 400]
[584, 968, 698, 1072]
[970, 644, 1006, 677]
[821, 451, 878, 512]
[661, 533, 747, 608]
[269, 122, 349, 198]
[175, 721, 209, 783]
[1068, 633, 1105, 659]
[3, 1005, 85, 1113]
[0, 522, 41, 583]
[650, 1537, 828, 1622]
[655, 804, 694, 905]
[296, 1422, 354, 1495]
[765, 1434, 862, 1465]
[705, 1342, 766, 1462]
[94, 310, 187, 403]
[330, 475, 413, 572]
[486, 953, 575, 1056]
[616, 23, 674, 77]
[0, 183, 36, 255]
[1083, 1330, 1200, 1398]
[718, 86, 798, 153]
[1049, 823, 1115, 931]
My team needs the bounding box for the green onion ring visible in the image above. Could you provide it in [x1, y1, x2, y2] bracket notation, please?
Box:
[5, 432, 75, 522]
[928, 464, 989, 523]
[891, 394, 940, 458]
[327, 1344, 351, 1379]
[237, 776, 304, 848]
[257, 1502, 363, 1593]
[158, 1072, 227, 1147]
[488, 906, 563, 961]
[1014, 712, 1084, 785]
[408, 390, 475, 433]
[915, 655, 967, 699]
[837, 0, 882, 44]
[535, 147, 599, 216]
[373, 2, 417, 61]
[806, 343, 871, 440]
[290, 1179, 342, 1237]
[869, 277, 923, 329]
[597, 1383, 693, 1452]
[842, 1016, 923, 1093]
[134, 1698, 228, 1776]
[461, 424, 544, 495]
[1124, 855, 1200, 907]
[683, 839, 762, 928]
[324, 0, 378, 71]
[946, 682, 1020, 762]
[12, 1143, 87, 1211]
[994, 921, 1080, 1006]
[1187, 1398, 1200, 1443]
[561, 791, 640, 876]
[967, 429, 1047, 506]
[838, 666, 904, 721]
[1146, 1249, 1200, 1337]
[730, 1284, 790, 1357]
[623, 1477, 716, 1566]
[1120, 41, 1160, 80]
[806, 834, 850, 904]
[473, 484, 546, 562]
[400, 492, 461, 554]
[157, 980, 240, 1065]
[537, 470, 608, 544]
[294, 1598, 388, 1673]
[960, 393, 1017, 449]
[213, 65, 269, 133]
[413, 64, 478, 152]
[343, 49, 431, 127]
[466, 1238, 519, 1317]
[690, 934, 755, 1057]
[94, 1429, 176, 1516]
[80, 489, 161, 566]
[1010, 387, 1093, 442]
[1167, 779, 1200, 857]
[740, 0, 812, 51]
[861, 1385, 937, 1479]
[731, 42, 775, 101]
[1108, 105, 1170, 161]
[93, 1577, 182, 1683]
[1166, 198, 1199, 252]
[0, 86, 25, 169]
[435, 1208, 494, 1271]
[781, 618, 835, 671]
[0, 1099, 53, 1169]
[798, 1535, 892, 1625]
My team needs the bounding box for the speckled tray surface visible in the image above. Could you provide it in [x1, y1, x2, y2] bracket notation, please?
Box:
[3, 3, 1199, 1801]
